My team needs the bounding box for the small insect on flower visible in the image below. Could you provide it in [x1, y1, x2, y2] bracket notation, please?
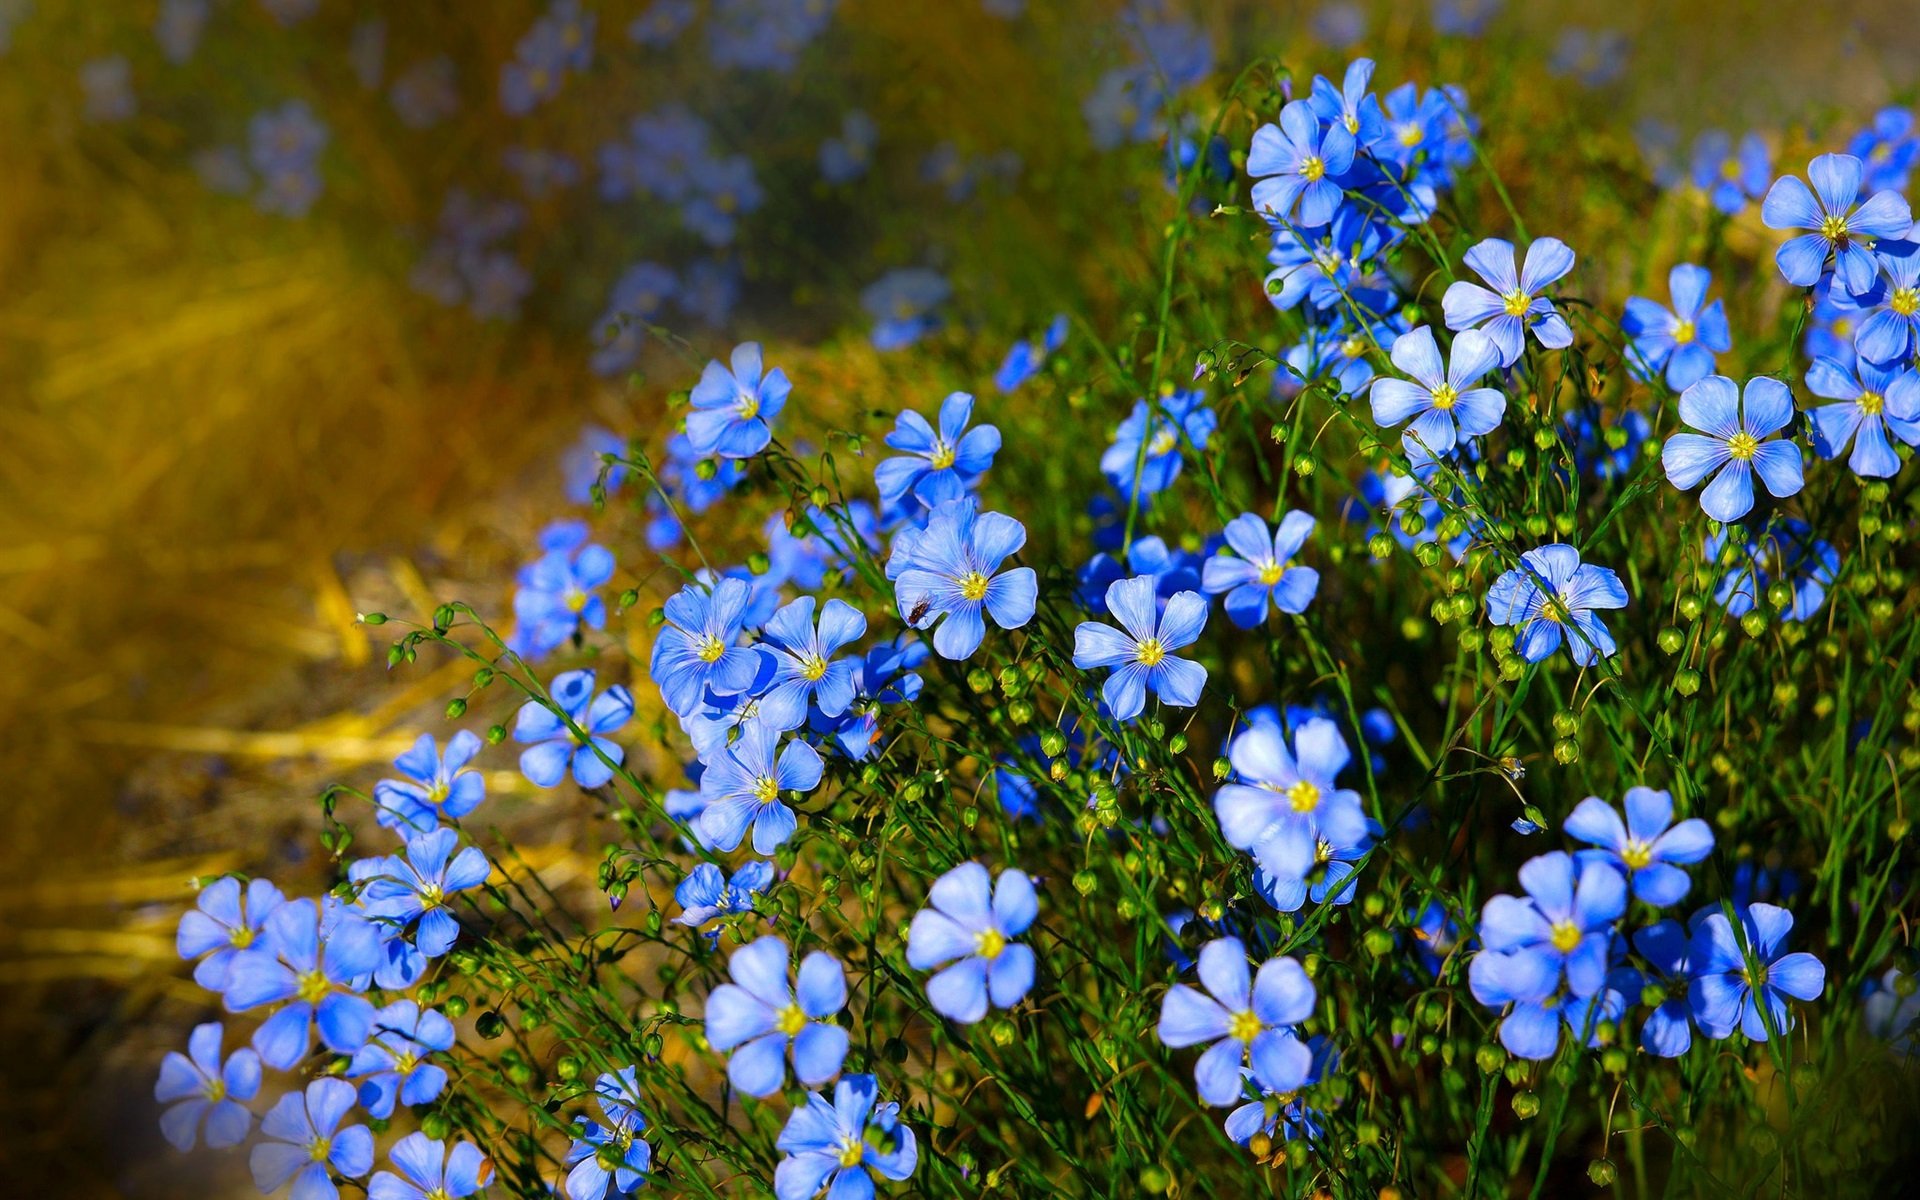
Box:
[888, 499, 1038, 661]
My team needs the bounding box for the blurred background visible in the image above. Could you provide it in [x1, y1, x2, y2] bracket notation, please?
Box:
[2, 1, 1917, 1195]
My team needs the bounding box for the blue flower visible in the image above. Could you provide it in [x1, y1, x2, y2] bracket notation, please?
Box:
[1442, 237, 1576, 366]
[687, 342, 790, 459]
[1623, 264, 1731, 391]
[1864, 967, 1920, 1053]
[682, 153, 764, 246]
[250, 1079, 374, 1200]
[562, 425, 631, 501]
[1368, 325, 1505, 455]
[675, 860, 775, 928]
[819, 109, 877, 183]
[348, 1000, 456, 1118]
[1201, 511, 1320, 628]
[1662, 374, 1804, 521]
[368, 1132, 489, 1200]
[1564, 787, 1713, 907]
[649, 577, 765, 717]
[155, 1022, 260, 1151]
[704, 934, 849, 1095]
[1248, 99, 1357, 227]
[1706, 519, 1839, 623]
[1853, 238, 1920, 364]
[906, 862, 1038, 1023]
[1468, 852, 1628, 1059]
[370, 731, 486, 835]
[1223, 1035, 1336, 1147]
[753, 596, 868, 730]
[1811, 352, 1920, 477]
[223, 897, 382, 1069]
[1762, 153, 1914, 294]
[811, 636, 927, 759]
[1689, 130, 1771, 215]
[889, 500, 1037, 660]
[510, 536, 615, 659]
[590, 266, 676, 378]
[1688, 903, 1825, 1040]
[1100, 390, 1215, 499]
[1213, 716, 1370, 880]
[564, 1068, 651, 1200]
[1632, 917, 1703, 1057]
[1072, 575, 1208, 722]
[1157, 937, 1317, 1106]
[774, 1075, 918, 1200]
[355, 828, 490, 959]
[513, 670, 635, 789]
[1486, 543, 1629, 666]
[177, 876, 285, 991]
[695, 720, 824, 854]
[1848, 107, 1919, 193]
[862, 268, 950, 350]
[994, 314, 1068, 393]
[1265, 207, 1390, 313]
[1308, 57, 1386, 150]
[1253, 811, 1378, 913]
[875, 392, 1002, 508]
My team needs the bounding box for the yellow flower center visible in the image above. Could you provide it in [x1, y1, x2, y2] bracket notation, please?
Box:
[1341, 335, 1366, 358]
[1287, 779, 1321, 813]
[1726, 431, 1759, 461]
[394, 1052, 419, 1075]
[1620, 841, 1653, 870]
[1719, 158, 1743, 182]
[1257, 559, 1286, 586]
[736, 391, 760, 420]
[801, 654, 829, 682]
[297, 970, 330, 1004]
[697, 634, 727, 663]
[309, 1137, 332, 1163]
[1893, 288, 1920, 317]
[1861, 391, 1886, 416]
[1430, 383, 1459, 411]
[1671, 319, 1696, 345]
[565, 588, 588, 613]
[929, 441, 957, 470]
[1147, 427, 1179, 457]
[1502, 289, 1532, 318]
[1135, 638, 1166, 666]
[1834, 317, 1854, 339]
[838, 1139, 866, 1168]
[959, 572, 989, 601]
[228, 925, 254, 949]
[716, 191, 737, 214]
[1819, 212, 1850, 244]
[1228, 1008, 1264, 1043]
[775, 1003, 808, 1036]
[752, 775, 780, 804]
[202, 1079, 226, 1102]
[975, 928, 1007, 960]
[1549, 921, 1582, 954]
[1342, 113, 1360, 134]
[419, 884, 444, 910]
[1299, 155, 1326, 182]
[1396, 123, 1423, 147]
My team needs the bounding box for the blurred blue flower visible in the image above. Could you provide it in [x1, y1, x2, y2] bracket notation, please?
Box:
[156, 1022, 260, 1151]
[1100, 390, 1215, 499]
[513, 670, 635, 789]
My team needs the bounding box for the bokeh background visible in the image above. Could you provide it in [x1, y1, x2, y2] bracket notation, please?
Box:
[2, 1, 1918, 1196]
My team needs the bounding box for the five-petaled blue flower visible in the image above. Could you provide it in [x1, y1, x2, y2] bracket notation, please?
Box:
[695, 720, 824, 854]
[906, 862, 1038, 1024]
[675, 860, 775, 929]
[1157, 937, 1317, 1106]
[649, 577, 763, 717]
[1202, 511, 1320, 628]
[1805, 353, 1920, 478]
[1249, 98, 1357, 227]
[513, 670, 635, 789]
[1486, 543, 1629, 666]
[1100, 390, 1216, 499]
[372, 731, 486, 835]
[1623, 263, 1731, 391]
[155, 1022, 261, 1151]
[1442, 236, 1577, 367]
[1468, 851, 1628, 1059]
[774, 1075, 918, 1200]
[751, 595, 868, 731]
[222, 896, 382, 1069]
[1072, 574, 1209, 722]
[177, 875, 285, 991]
[348, 999, 455, 1118]
[368, 1132, 490, 1200]
[1854, 238, 1920, 363]
[1661, 374, 1804, 522]
[890, 499, 1038, 660]
[1213, 716, 1370, 881]
[356, 827, 490, 959]
[1564, 787, 1714, 907]
[875, 391, 1002, 509]
[250, 1078, 374, 1200]
[511, 535, 615, 658]
[1762, 153, 1914, 295]
[704, 934, 849, 1096]
[687, 341, 790, 458]
[564, 1067, 651, 1200]
[1689, 902, 1825, 1041]
[1368, 325, 1505, 455]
